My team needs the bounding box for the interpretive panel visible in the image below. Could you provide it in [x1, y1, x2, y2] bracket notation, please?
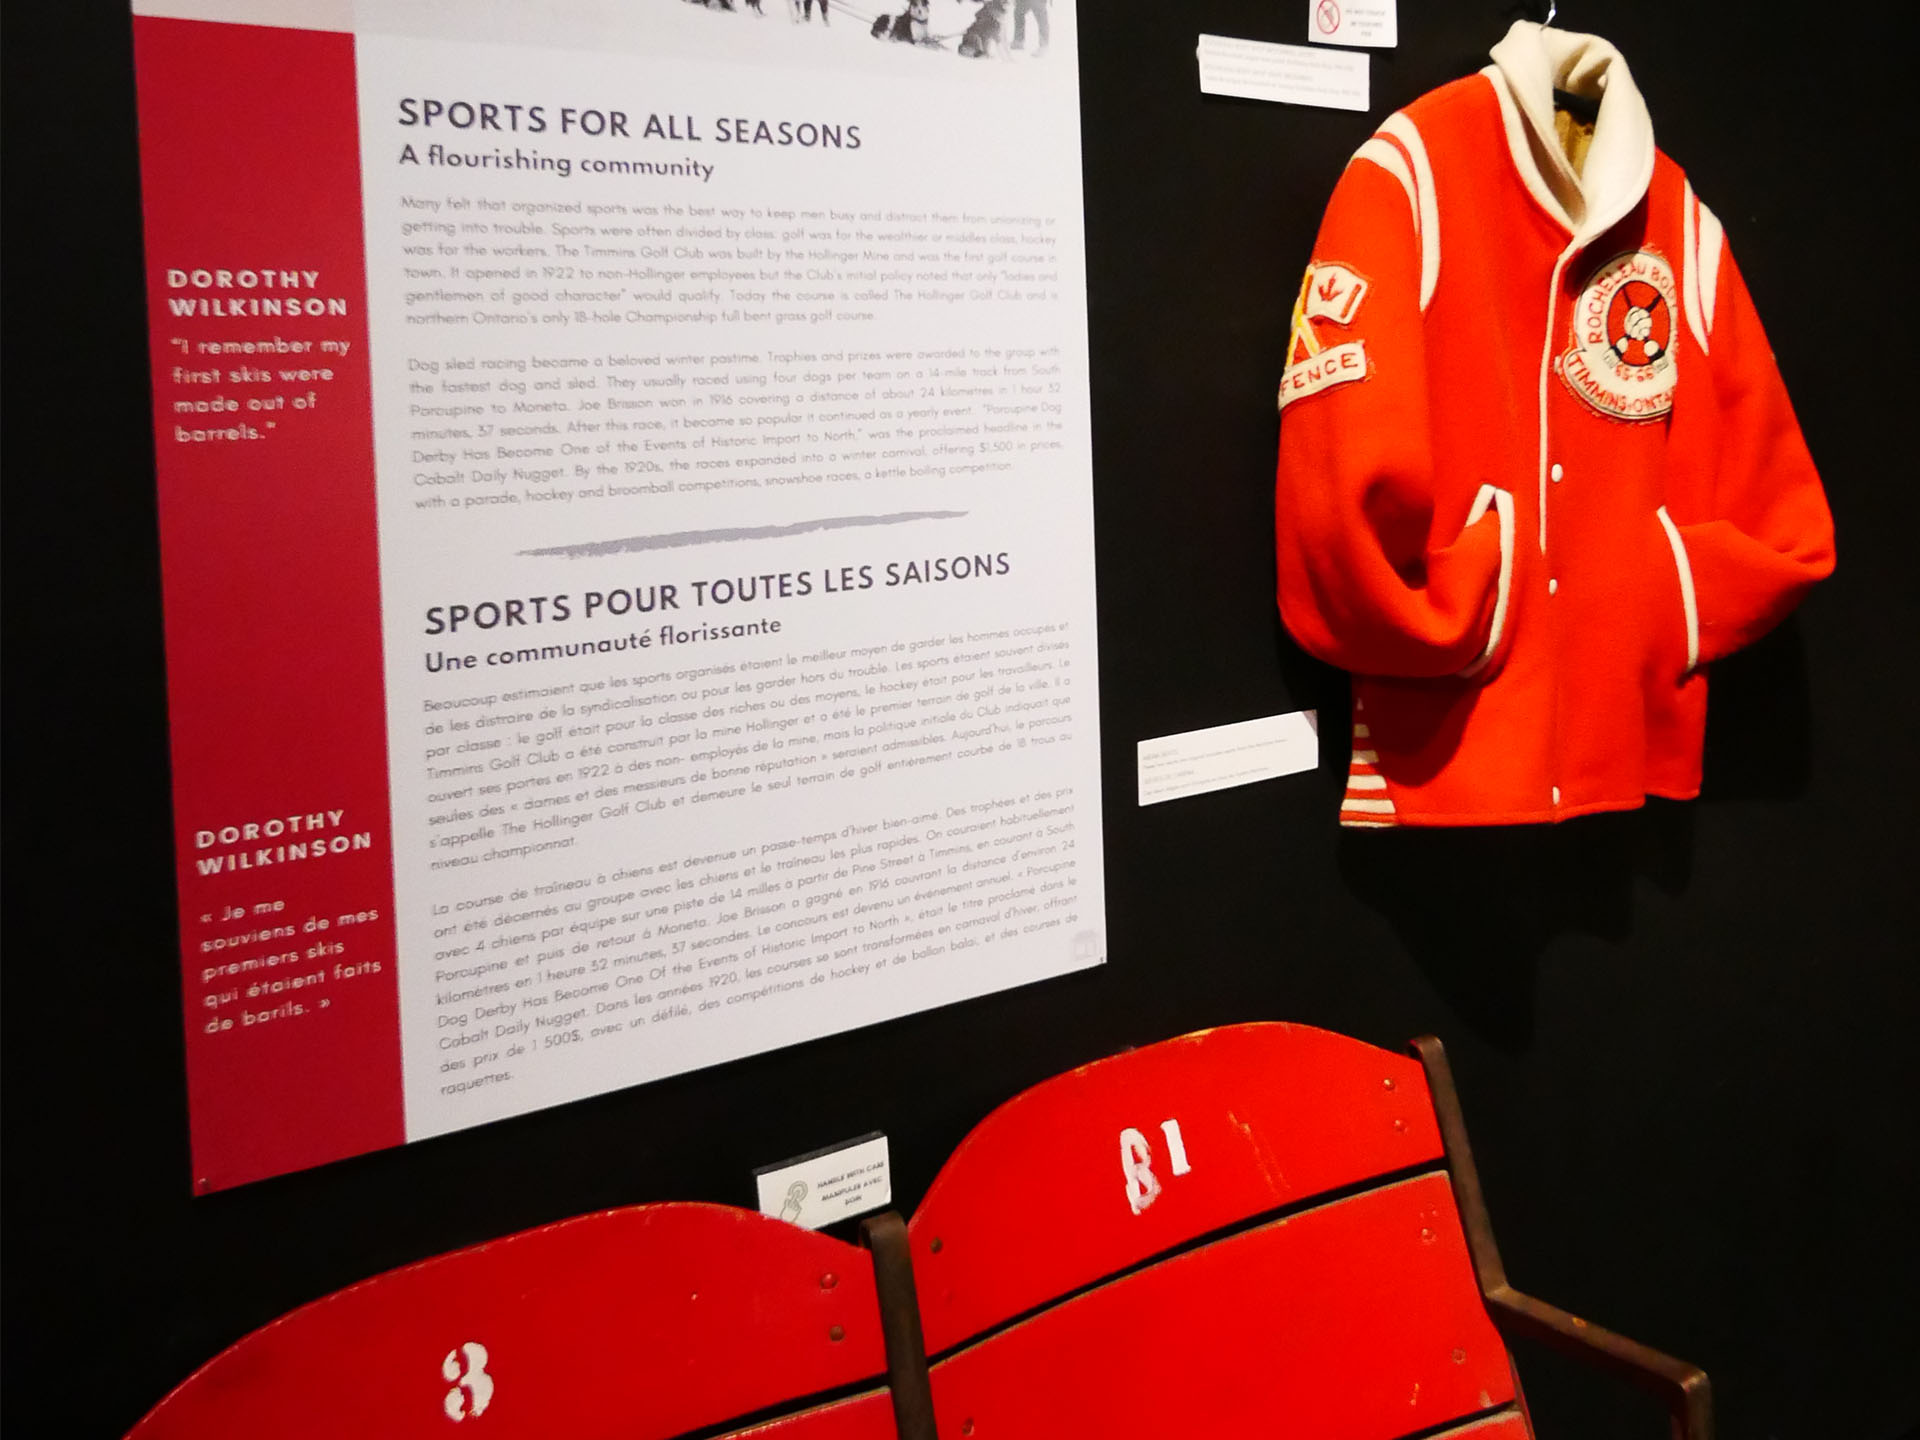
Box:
[132, 0, 1103, 1190]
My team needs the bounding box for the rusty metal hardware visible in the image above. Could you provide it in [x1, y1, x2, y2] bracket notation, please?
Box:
[1413, 1035, 1714, 1440]
[860, 1211, 940, 1440]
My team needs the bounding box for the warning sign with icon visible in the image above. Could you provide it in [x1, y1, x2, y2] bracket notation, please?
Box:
[1308, 0, 1397, 48]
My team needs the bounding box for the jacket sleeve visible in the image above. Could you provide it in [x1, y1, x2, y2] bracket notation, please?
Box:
[1274, 153, 1505, 679]
[1671, 238, 1836, 669]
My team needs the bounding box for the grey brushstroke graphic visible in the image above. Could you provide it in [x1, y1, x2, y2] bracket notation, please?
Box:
[518, 510, 970, 560]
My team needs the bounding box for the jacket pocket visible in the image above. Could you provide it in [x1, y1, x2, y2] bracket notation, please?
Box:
[1654, 505, 1700, 680]
[1457, 483, 1515, 678]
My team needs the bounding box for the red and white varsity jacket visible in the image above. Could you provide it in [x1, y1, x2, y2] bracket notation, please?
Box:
[1274, 21, 1834, 828]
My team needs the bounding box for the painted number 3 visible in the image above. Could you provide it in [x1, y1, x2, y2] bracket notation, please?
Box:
[442, 1341, 493, 1422]
[1119, 1119, 1191, 1215]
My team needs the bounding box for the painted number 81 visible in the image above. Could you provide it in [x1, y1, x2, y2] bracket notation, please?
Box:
[1119, 1119, 1191, 1215]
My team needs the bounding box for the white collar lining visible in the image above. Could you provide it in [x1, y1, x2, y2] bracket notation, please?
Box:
[1485, 20, 1656, 242]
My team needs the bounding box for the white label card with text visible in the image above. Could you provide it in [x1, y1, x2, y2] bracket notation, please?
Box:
[1196, 33, 1368, 112]
[756, 1133, 892, 1230]
[1308, 0, 1397, 50]
[1138, 711, 1319, 806]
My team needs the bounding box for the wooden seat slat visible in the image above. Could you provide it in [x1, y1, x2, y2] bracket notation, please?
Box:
[1427, 1413, 1533, 1440]
[922, 1173, 1518, 1440]
[722, 1392, 901, 1440]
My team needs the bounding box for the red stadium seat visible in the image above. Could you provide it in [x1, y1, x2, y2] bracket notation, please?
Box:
[888, 1023, 1710, 1440]
[127, 1203, 896, 1440]
[906, 1022, 1449, 1353]
[129, 1024, 1710, 1440]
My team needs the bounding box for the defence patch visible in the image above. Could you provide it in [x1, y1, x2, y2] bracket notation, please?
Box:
[1560, 249, 1680, 421]
[1280, 262, 1371, 410]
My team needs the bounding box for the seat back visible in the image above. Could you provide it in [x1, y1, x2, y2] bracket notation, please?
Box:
[129, 1203, 895, 1440]
[133, 1026, 1537, 1440]
[906, 1023, 1527, 1438]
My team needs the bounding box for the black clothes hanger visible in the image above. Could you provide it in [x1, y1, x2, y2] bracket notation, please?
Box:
[1554, 87, 1602, 124]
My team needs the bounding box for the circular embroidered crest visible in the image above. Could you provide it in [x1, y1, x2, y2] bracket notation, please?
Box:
[1561, 250, 1680, 421]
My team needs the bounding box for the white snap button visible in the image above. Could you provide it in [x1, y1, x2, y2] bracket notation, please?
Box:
[1549, 578, 1559, 595]
[1551, 786, 1562, 805]
[1551, 463, 1564, 482]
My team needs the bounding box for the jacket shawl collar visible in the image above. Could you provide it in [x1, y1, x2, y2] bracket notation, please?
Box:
[1483, 20, 1656, 241]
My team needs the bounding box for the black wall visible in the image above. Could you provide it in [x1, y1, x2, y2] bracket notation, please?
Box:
[5, 3, 1916, 1437]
